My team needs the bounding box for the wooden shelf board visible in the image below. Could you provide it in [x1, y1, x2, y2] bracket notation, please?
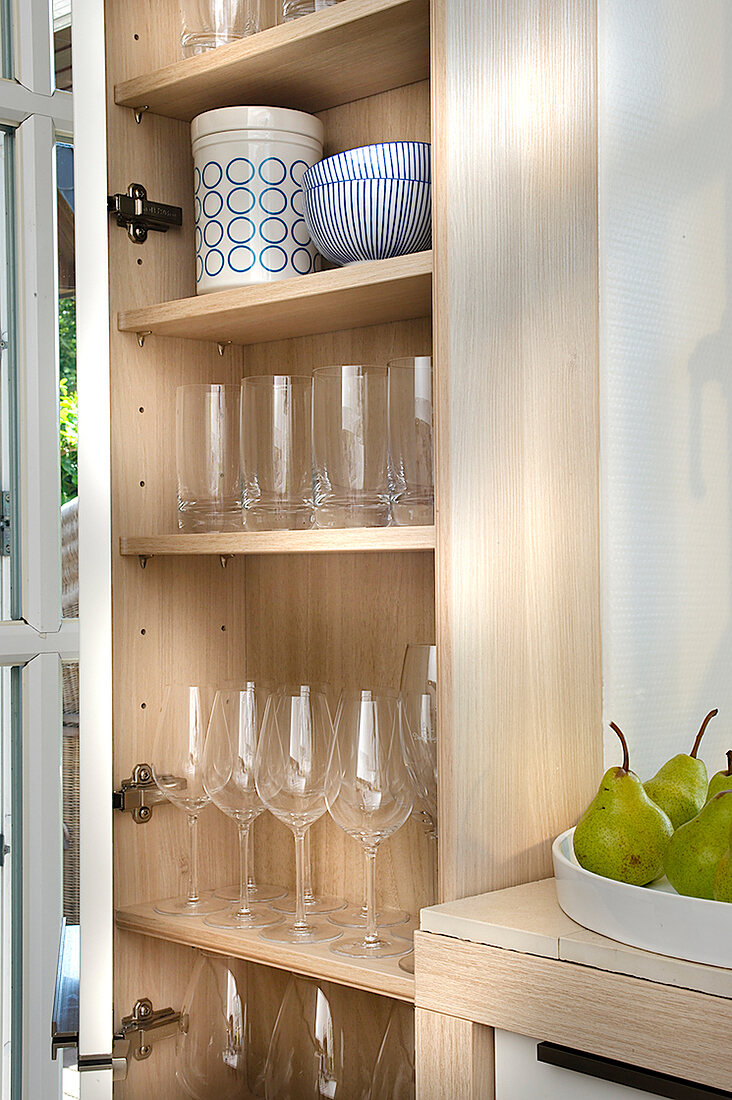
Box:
[116, 901, 415, 1003]
[117, 251, 432, 347]
[120, 526, 436, 557]
[114, 0, 429, 121]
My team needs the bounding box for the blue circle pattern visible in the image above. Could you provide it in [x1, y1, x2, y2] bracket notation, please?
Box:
[195, 156, 317, 284]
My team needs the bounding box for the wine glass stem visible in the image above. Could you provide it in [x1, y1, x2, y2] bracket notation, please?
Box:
[429, 830, 438, 906]
[247, 821, 256, 890]
[364, 845, 379, 945]
[187, 813, 200, 904]
[294, 828, 309, 932]
[303, 827, 314, 903]
[237, 822, 252, 918]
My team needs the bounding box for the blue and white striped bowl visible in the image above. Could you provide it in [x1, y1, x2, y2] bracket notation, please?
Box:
[302, 141, 430, 187]
[303, 178, 432, 266]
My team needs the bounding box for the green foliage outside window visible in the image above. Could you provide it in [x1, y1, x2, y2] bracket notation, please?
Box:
[59, 295, 77, 504]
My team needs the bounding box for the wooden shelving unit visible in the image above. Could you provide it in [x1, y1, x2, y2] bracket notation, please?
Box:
[117, 251, 432, 347]
[116, 901, 415, 1003]
[114, 0, 429, 120]
[120, 526, 436, 558]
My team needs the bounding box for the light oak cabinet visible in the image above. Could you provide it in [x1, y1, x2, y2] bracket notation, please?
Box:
[77, 0, 602, 1094]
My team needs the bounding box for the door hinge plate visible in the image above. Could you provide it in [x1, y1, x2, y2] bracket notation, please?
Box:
[1, 491, 11, 556]
[107, 183, 182, 244]
[113, 762, 168, 823]
[0, 832, 9, 866]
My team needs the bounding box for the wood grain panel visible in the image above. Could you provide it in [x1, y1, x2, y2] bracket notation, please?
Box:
[414, 932, 732, 1093]
[431, 0, 602, 899]
[415, 1010, 495, 1100]
[121, 527, 436, 555]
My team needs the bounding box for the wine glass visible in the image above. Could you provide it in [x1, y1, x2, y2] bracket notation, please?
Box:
[369, 1002, 415, 1099]
[254, 686, 341, 944]
[151, 684, 228, 916]
[263, 976, 343, 1099]
[397, 644, 438, 971]
[176, 951, 256, 1099]
[325, 691, 414, 957]
[202, 684, 283, 929]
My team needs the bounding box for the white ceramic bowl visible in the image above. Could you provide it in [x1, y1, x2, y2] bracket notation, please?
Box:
[302, 178, 432, 266]
[553, 827, 731, 969]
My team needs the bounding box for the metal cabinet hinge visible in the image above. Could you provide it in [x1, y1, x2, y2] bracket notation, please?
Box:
[107, 183, 182, 244]
[0, 491, 11, 556]
[112, 763, 167, 823]
[0, 832, 9, 866]
[77, 999, 185, 1081]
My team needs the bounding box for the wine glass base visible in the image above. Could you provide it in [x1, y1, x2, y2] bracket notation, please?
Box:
[214, 882, 286, 902]
[390, 922, 417, 943]
[153, 895, 228, 917]
[260, 918, 342, 944]
[203, 904, 284, 929]
[330, 934, 411, 958]
[398, 952, 415, 974]
[328, 904, 409, 929]
[271, 892, 346, 915]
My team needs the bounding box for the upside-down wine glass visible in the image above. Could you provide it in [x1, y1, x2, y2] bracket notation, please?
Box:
[255, 686, 341, 944]
[202, 684, 283, 929]
[326, 691, 414, 957]
[152, 684, 228, 916]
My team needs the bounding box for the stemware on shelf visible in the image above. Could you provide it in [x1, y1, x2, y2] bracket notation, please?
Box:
[176, 384, 242, 532]
[369, 1002, 416, 1100]
[181, 0, 262, 56]
[387, 357, 434, 526]
[271, 826, 346, 916]
[254, 686, 342, 944]
[312, 365, 390, 528]
[281, 0, 340, 21]
[151, 684, 228, 917]
[240, 375, 314, 530]
[202, 684, 283, 929]
[397, 643, 438, 971]
[325, 690, 414, 958]
[176, 952, 256, 1099]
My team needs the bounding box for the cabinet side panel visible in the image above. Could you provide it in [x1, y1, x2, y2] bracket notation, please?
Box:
[432, 0, 602, 898]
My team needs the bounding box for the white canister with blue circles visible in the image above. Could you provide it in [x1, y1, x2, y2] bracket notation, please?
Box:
[191, 106, 324, 294]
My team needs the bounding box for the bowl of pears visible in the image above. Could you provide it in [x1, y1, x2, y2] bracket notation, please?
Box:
[553, 709, 732, 969]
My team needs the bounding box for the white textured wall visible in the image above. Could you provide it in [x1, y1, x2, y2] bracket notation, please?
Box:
[600, 0, 732, 777]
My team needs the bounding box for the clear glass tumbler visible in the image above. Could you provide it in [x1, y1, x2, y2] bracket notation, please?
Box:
[312, 365, 390, 528]
[240, 375, 313, 531]
[181, 0, 263, 56]
[387, 357, 434, 525]
[281, 0, 340, 22]
[176, 384, 242, 532]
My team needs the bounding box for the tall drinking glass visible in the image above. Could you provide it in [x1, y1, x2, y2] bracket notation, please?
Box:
[240, 375, 313, 530]
[202, 684, 283, 929]
[254, 687, 341, 944]
[312, 365, 390, 528]
[152, 684, 228, 917]
[281, 0, 340, 21]
[176, 384, 242, 532]
[181, 0, 262, 56]
[387, 357, 434, 525]
[325, 691, 413, 957]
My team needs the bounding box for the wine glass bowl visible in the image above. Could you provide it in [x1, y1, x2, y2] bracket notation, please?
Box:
[325, 691, 414, 958]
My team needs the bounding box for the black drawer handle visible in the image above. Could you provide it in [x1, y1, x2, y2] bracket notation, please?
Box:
[536, 1042, 732, 1099]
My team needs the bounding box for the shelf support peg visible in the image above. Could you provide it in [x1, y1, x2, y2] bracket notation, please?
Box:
[137, 331, 152, 348]
[138, 555, 150, 570]
[133, 106, 149, 124]
[219, 555, 232, 569]
[217, 341, 232, 357]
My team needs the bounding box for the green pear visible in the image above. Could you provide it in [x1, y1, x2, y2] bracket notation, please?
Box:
[706, 750, 732, 803]
[664, 790, 732, 899]
[643, 709, 717, 829]
[574, 722, 674, 886]
[713, 846, 732, 902]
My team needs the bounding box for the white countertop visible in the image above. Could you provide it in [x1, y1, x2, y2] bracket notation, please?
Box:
[420, 878, 732, 999]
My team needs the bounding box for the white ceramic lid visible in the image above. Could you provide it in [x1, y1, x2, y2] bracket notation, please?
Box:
[191, 106, 324, 145]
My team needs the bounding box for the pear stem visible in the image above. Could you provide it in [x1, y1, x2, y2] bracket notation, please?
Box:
[609, 722, 629, 772]
[726, 750, 732, 776]
[690, 708, 718, 758]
